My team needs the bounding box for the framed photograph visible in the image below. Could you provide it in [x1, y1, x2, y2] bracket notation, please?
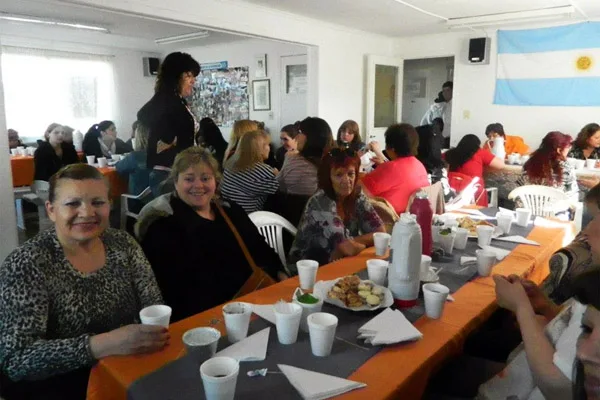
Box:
[252, 79, 271, 111]
[255, 54, 267, 77]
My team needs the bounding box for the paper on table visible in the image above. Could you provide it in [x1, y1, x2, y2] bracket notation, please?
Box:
[358, 308, 422, 345]
[460, 256, 477, 265]
[455, 208, 487, 217]
[278, 364, 366, 400]
[252, 304, 276, 325]
[479, 245, 511, 261]
[493, 235, 540, 246]
[442, 212, 495, 221]
[214, 327, 270, 362]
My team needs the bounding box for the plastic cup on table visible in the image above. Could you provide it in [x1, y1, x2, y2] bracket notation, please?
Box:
[438, 231, 456, 254]
[10, 149, 18, 156]
[222, 302, 252, 343]
[86, 155, 96, 165]
[97, 157, 108, 168]
[200, 356, 240, 400]
[575, 159, 585, 170]
[139, 304, 172, 327]
[476, 225, 494, 247]
[586, 159, 597, 169]
[307, 312, 338, 357]
[292, 289, 324, 332]
[296, 259, 319, 291]
[373, 232, 391, 256]
[515, 208, 532, 227]
[16, 147, 25, 156]
[112, 154, 122, 162]
[476, 249, 496, 277]
[182, 327, 221, 366]
[432, 225, 443, 243]
[366, 259, 388, 286]
[273, 302, 303, 345]
[496, 212, 514, 235]
[423, 283, 450, 319]
[454, 228, 469, 250]
[420, 255, 432, 280]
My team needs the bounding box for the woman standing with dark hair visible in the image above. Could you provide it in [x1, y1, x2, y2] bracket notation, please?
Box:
[336, 120, 364, 152]
[137, 51, 201, 197]
[277, 117, 334, 196]
[569, 123, 600, 161]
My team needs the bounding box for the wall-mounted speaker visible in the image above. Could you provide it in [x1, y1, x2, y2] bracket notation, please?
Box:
[143, 57, 160, 77]
[468, 37, 490, 65]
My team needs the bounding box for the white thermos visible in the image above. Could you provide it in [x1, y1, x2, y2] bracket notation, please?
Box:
[388, 213, 422, 308]
[492, 136, 506, 160]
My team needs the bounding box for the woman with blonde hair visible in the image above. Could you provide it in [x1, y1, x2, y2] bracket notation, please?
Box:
[220, 130, 279, 213]
[223, 119, 260, 166]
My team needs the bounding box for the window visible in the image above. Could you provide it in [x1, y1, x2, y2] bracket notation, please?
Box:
[1, 47, 114, 141]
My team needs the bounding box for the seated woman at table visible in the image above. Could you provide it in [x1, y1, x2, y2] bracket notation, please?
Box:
[289, 148, 385, 269]
[568, 122, 600, 162]
[223, 119, 259, 166]
[196, 117, 228, 168]
[518, 131, 578, 201]
[277, 116, 334, 196]
[483, 123, 529, 156]
[136, 146, 286, 322]
[82, 120, 116, 159]
[445, 134, 505, 206]
[220, 130, 279, 213]
[273, 123, 300, 170]
[34, 123, 79, 181]
[116, 122, 150, 196]
[362, 123, 430, 214]
[336, 119, 365, 152]
[0, 164, 166, 400]
[8, 128, 23, 150]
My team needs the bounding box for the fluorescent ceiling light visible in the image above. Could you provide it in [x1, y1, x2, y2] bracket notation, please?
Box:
[0, 13, 109, 32]
[446, 5, 576, 27]
[155, 31, 210, 45]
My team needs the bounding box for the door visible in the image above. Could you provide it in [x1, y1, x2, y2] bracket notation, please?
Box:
[280, 54, 308, 130]
[402, 68, 432, 127]
[366, 55, 404, 144]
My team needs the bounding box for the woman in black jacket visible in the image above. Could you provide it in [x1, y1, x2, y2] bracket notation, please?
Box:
[137, 52, 201, 197]
[34, 123, 79, 181]
[196, 117, 227, 168]
[82, 120, 115, 159]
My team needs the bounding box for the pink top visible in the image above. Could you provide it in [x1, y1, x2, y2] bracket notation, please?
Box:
[362, 156, 429, 214]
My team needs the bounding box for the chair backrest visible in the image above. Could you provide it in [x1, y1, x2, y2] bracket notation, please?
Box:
[248, 211, 297, 269]
[368, 196, 399, 234]
[31, 180, 50, 202]
[120, 187, 153, 231]
[508, 185, 569, 217]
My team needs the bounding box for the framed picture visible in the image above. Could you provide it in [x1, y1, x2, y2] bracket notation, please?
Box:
[255, 54, 267, 77]
[252, 79, 271, 111]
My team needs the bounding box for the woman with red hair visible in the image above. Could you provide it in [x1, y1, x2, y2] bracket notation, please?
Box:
[519, 131, 578, 199]
[288, 148, 385, 269]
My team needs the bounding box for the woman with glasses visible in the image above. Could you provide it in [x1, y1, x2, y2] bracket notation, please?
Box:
[288, 148, 385, 269]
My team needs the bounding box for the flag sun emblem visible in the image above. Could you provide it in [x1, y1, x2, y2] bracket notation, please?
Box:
[576, 56, 593, 71]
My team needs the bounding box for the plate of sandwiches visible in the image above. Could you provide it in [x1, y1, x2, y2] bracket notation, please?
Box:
[457, 216, 502, 239]
[313, 275, 393, 311]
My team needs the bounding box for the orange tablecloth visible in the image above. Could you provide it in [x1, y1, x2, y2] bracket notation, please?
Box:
[87, 222, 572, 400]
[10, 155, 34, 187]
[97, 167, 128, 201]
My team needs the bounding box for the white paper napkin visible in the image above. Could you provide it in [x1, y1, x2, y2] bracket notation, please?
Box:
[493, 235, 540, 246]
[278, 364, 366, 400]
[479, 245, 511, 260]
[214, 327, 270, 362]
[252, 304, 276, 325]
[460, 256, 477, 265]
[358, 308, 422, 345]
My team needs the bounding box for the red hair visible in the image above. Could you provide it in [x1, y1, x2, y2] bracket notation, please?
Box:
[318, 148, 361, 221]
[523, 131, 572, 185]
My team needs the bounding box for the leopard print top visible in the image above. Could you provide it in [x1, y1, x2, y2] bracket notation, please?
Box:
[0, 228, 163, 381]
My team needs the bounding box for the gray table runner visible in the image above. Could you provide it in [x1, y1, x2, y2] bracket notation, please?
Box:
[127, 208, 535, 399]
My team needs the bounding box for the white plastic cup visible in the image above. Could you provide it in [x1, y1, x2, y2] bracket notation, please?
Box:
[373, 232, 391, 256]
[476, 225, 494, 247]
[274, 302, 302, 345]
[222, 302, 252, 343]
[420, 255, 432, 280]
[292, 290, 324, 332]
[307, 312, 338, 357]
[444, 219, 459, 229]
[183, 327, 221, 366]
[432, 225, 443, 243]
[296, 260, 319, 291]
[27, 147, 36, 156]
[200, 356, 240, 400]
[10, 148, 18, 156]
[16, 147, 25, 156]
[366, 259, 388, 286]
[112, 154, 122, 161]
[515, 208, 532, 227]
[476, 249, 496, 277]
[139, 305, 172, 327]
[86, 155, 96, 165]
[439, 231, 456, 254]
[496, 213, 514, 235]
[575, 159, 586, 170]
[586, 159, 597, 169]
[97, 157, 108, 168]
[454, 228, 469, 250]
[423, 283, 450, 319]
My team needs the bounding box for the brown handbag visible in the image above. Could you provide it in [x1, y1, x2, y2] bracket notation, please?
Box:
[215, 202, 276, 299]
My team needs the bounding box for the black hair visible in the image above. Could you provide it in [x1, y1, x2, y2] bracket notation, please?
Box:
[416, 125, 443, 172]
[445, 134, 482, 171]
[48, 164, 108, 203]
[485, 123, 505, 138]
[281, 124, 299, 139]
[85, 120, 114, 139]
[432, 117, 444, 134]
[384, 123, 415, 158]
[442, 81, 453, 89]
[299, 117, 334, 167]
[155, 52, 200, 94]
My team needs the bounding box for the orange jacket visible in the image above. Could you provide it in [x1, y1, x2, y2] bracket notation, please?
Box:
[484, 135, 529, 156]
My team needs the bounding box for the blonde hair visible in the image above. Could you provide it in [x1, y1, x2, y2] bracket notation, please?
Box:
[231, 130, 269, 172]
[44, 122, 62, 140]
[134, 123, 149, 151]
[170, 146, 222, 186]
[224, 120, 259, 164]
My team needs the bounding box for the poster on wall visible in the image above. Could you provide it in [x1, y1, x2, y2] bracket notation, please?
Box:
[191, 66, 249, 128]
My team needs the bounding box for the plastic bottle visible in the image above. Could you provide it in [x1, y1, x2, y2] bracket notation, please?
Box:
[409, 191, 433, 256]
[492, 136, 506, 160]
[388, 213, 422, 308]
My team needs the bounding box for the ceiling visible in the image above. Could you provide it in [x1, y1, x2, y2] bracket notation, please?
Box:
[238, 0, 600, 36]
[0, 0, 248, 47]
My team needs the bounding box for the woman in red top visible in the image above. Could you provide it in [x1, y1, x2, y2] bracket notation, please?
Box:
[445, 134, 504, 206]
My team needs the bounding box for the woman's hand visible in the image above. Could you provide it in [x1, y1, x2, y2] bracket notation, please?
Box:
[272, 168, 279, 176]
[578, 177, 600, 189]
[493, 274, 531, 314]
[90, 324, 170, 359]
[506, 274, 560, 320]
[157, 137, 177, 154]
[331, 239, 366, 261]
[368, 141, 381, 153]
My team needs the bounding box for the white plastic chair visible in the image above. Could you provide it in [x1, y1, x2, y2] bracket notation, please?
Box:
[120, 187, 152, 230]
[248, 211, 297, 271]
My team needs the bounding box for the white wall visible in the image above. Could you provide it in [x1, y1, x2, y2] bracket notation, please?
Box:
[178, 38, 307, 136]
[394, 26, 600, 148]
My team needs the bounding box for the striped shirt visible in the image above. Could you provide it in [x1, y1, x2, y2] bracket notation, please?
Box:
[277, 154, 318, 196]
[221, 163, 279, 213]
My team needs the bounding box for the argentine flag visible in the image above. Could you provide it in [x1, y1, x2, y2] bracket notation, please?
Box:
[494, 22, 600, 106]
